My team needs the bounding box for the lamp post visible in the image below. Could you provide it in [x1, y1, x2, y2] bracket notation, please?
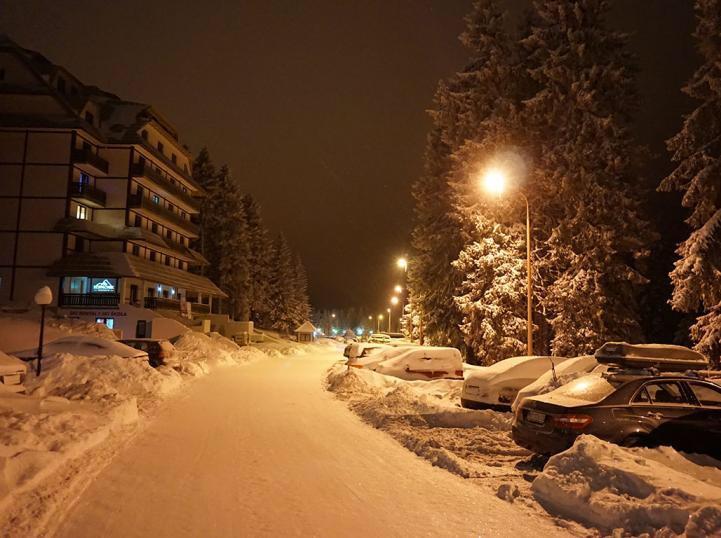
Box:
[483, 167, 533, 356]
[377, 314, 383, 333]
[34, 286, 53, 376]
[386, 308, 391, 333]
[390, 296, 399, 332]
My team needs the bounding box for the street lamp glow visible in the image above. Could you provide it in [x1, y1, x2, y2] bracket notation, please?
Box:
[394, 285, 402, 294]
[483, 168, 506, 196]
[390, 296, 399, 306]
[378, 314, 383, 320]
[397, 257, 408, 270]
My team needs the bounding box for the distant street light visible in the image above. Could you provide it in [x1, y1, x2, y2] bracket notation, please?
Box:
[394, 285, 402, 294]
[397, 257, 408, 271]
[390, 296, 399, 305]
[34, 286, 53, 376]
[481, 166, 533, 356]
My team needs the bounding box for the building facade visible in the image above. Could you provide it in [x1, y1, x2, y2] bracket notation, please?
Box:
[0, 35, 225, 333]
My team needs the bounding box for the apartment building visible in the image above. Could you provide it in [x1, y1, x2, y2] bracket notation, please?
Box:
[0, 35, 225, 334]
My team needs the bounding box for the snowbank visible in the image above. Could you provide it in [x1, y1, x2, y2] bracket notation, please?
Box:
[326, 364, 525, 481]
[172, 332, 265, 375]
[0, 315, 116, 354]
[532, 435, 721, 536]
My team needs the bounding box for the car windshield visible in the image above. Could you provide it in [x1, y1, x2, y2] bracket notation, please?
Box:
[550, 375, 618, 404]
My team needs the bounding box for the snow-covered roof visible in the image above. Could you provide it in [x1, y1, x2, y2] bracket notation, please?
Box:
[295, 321, 316, 333]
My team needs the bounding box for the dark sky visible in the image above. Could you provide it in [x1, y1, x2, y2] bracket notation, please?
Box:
[1, 0, 698, 314]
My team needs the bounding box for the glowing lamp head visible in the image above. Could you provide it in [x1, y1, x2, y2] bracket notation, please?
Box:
[387, 308, 391, 313]
[397, 257, 408, 270]
[378, 314, 383, 320]
[483, 168, 506, 196]
[394, 285, 402, 294]
[390, 296, 399, 306]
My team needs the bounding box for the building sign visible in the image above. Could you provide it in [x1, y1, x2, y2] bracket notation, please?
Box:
[92, 278, 116, 293]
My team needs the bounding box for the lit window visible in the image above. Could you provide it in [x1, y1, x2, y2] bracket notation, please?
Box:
[79, 172, 90, 185]
[76, 204, 88, 220]
[152, 194, 160, 204]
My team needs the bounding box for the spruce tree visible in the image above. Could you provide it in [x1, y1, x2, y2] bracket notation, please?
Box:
[192, 147, 217, 274]
[660, 0, 721, 365]
[268, 235, 296, 333]
[408, 0, 518, 355]
[291, 255, 312, 326]
[523, 0, 653, 355]
[242, 194, 274, 325]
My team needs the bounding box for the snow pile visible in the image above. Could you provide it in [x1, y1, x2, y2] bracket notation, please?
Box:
[532, 435, 721, 536]
[326, 364, 527, 482]
[172, 332, 265, 375]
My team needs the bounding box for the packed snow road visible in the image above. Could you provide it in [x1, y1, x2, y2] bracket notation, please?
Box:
[53, 350, 566, 537]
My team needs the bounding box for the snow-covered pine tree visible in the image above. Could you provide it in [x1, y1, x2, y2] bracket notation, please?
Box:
[659, 0, 721, 366]
[453, 217, 527, 363]
[242, 194, 274, 326]
[408, 0, 518, 354]
[291, 255, 311, 326]
[523, 0, 653, 355]
[213, 165, 251, 320]
[192, 147, 217, 274]
[267, 235, 297, 333]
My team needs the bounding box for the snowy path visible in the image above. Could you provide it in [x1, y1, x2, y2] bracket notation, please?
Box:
[53, 351, 567, 537]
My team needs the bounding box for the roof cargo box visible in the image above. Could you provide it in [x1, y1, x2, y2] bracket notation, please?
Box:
[595, 342, 708, 371]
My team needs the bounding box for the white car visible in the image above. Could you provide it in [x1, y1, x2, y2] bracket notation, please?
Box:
[14, 336, 149, 361]
[349, 345, 414, 370]
[0, 351, 28, 394]
[461, 355, 570, 410]
[372, 346, 464, 381]
[511, 355, 602, 412]
[344, 342, 389, 361]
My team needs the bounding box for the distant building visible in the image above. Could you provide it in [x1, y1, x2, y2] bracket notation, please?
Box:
[295, 321, 316, 343]
[0, 35, 226, 333]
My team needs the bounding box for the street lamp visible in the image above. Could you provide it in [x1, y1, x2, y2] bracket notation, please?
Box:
[377, 314, 383, 333]
[397, 257, 407, 271]
[34, 286, 53, 376]
[481, 167, 533, 356]
[394, 285, 402, 294]
[387, 307, 391, 332]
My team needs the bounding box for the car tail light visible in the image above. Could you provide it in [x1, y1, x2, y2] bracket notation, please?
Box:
[553, 414, 593, 430]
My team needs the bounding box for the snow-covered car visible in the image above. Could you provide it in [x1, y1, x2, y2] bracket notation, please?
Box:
[461, 355, 570, 410]
[372, 346, 464, 381]
[344, 342, 389, 361]
[13, 336, 149, 361]
[368, 333, 392, 345]
[511, 355, 602, 412]
[0, 350, 28, 394]
[348, 345, 415, 370]
[120, 338, 176, 368]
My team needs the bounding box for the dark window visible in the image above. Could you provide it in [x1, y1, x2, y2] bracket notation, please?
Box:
[84, 111, 94, 125]
[642, 382, 689, 405]
[157, 141, 164, 154]
[151, 222, 158, 234]
[141, 130, 148, 140]
[0, 68, 5, 80]
[149, 251, 156, 262]
[181, 211, 187, 219]
[71, 86, 78, 96]
[132, 244, 140, 256]
[688, 383, 721, 407]
[76, 237, 85, 252]
[57, 77, 66, 94]
[166, 230, 172, 239]
[171, 153, 177, 164]
[134, 215, 142, 227]
[165, 257, 171, 266]
[146, 287, 154, 298]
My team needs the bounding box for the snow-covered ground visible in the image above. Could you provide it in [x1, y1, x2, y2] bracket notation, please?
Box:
[0, 318, 269, 537]
[327, 363, 721, 537]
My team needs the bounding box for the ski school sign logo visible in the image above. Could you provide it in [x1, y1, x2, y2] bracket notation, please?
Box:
[92, 279, 116, 293]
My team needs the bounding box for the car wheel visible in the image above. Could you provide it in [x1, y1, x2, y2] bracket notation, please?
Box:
[620, 434, 648, 448]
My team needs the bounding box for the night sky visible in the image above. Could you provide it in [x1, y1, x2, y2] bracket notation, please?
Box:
[1, 1, 697, 314]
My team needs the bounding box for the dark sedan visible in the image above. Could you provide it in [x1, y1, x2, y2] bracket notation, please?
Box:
[512, 372, 721, 459]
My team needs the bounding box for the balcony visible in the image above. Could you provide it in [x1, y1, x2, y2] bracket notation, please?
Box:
[72, 148, 109, 175]
[131, 162, 200, 211]
[128, 194, 200, 237]
[70, 182, 107, 207]
[144, 296, 210, 314]
[60, 293, 120, 308]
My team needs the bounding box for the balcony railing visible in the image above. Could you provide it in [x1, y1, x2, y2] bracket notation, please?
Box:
[72, 148, 109, 175]
[131, 162, 199, 210]
[70, 182, 107, 207]
[144, 296, 210, 314]
[60, 293, 120, 307]
[128, 194, 200, 236]
[192, 302, 210, 314]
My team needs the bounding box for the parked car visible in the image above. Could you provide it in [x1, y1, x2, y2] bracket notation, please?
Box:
[343, 342, 389, 361]
[371, 346, 464, 381]
[14, 336, 149, 362]
[368, 333, 392, 345]
[512, 371, 721, 458]
[348, 345, 415, 370]
[461, 355, 570, 410]
[512, 342, 720, 458]
[0, 351, 28, 394]
[120, 338, 176, 368]
[511, 355, 601, 412]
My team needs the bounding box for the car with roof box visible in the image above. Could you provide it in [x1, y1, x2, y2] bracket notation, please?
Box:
[511, 342, 721, 459]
